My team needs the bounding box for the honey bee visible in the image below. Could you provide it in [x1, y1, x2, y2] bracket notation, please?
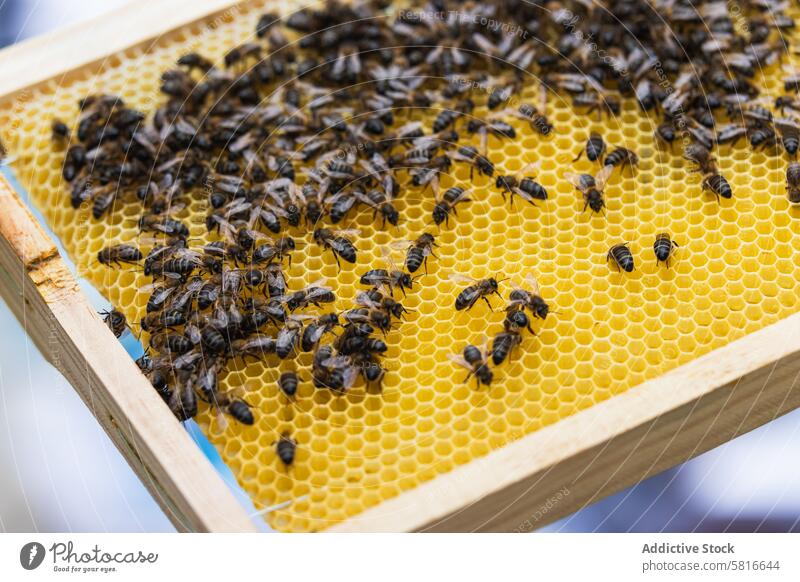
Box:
[176, 52, 214, 72]
[490, 328, 523, 366]
[312, 344, 357, 391]
[448, 344, 493, 388]
[653, 233, 679, 268]
[507, 92, 553, 135]
[607, 243, 635, 272]
[301, 313, 340, 351]
[775, 117, 800, 157]
[224, 42, 262, 68]
[391, 232, 438, 274]
[313, 228, 360, 268]
[357, 288, 411, 321]
[230, 334, 277, 360]
[432, 186, 471, 226]
[574, 132, 606, 162]
[466, 116, 516, 152]
[276, 316, 308, 359]
[787, 162, 800, 204]
[326, 190, 358, 224]
[564, 165, 614, 214]
[277, 279, 336, 311]
[603, 147, 638, 169]
[101, 309, 128, 338]
[683, 142, 717, 175]
[360, 267, 414, 296]
[450, 274, 505, 311]
[409, 154, 453, 191]
[702, 173, 733, 200]
[335, 328, 388, 357]
[141, 307, 187, 332]
[274, 432, 297, 466]
[252, 237, 296, 265]
[507, 274, 550, 320]
[150, 331, 193, 355]
[342, 307, 392, 334]
[503, 309, 533, 333]
[97, 244, 143, 267]
[451, 145, 494, 178]
[495, 161, 548, 206]
[355, 190, 399, 228]
[51, 119, 70, 141]
[278, 371, 299, 398]
[222, 398, 254, 426]
[138, 214, 189, 238]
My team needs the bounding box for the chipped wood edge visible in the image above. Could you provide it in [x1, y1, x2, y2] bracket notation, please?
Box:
[0, 174, 257, 532]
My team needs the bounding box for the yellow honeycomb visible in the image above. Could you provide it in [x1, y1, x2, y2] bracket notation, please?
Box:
[3, 2, 800, 532]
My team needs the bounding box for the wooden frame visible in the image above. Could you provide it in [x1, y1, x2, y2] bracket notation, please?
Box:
[1, 0, 800, 533]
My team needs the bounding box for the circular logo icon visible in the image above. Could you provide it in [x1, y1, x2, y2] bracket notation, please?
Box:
[20, 542, 46, 570]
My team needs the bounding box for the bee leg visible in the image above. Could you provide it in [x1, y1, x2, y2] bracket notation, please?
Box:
[572, 150, 584, 162]
[482, 296, 494, 311]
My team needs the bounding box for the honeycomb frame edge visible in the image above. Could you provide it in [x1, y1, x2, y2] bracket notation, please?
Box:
[2, 0, 800, 533]
[330, 311, 800, 532]
[0, 174, 257, 533]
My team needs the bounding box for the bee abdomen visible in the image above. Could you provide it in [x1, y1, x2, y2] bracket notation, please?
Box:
[608, 244, 635, 272]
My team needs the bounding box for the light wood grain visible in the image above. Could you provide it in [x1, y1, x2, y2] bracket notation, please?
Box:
[330, 313, 800, 531]
[0, 175, 257, 532]
[0, 0, 242, 101]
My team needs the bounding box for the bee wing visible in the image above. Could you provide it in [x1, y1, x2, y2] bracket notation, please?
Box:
[174, 248, 202, 262]
[321, 355, 351, 369]
[448, 273, 478, 284]
[265, 202, 290, 219]
[446, 353, 472, 371]
[518, 159, 542, 176]
[524, 273, 541, 296]
[332, 228, 361, 237]
[563, 171, 588, 192]
[356, 292, 381, 309]
[389, 239, 414, 251]
[775, 116, 800, 131]
[341, 365, 359, 390]
[594, 164, 615, 191]
[380, 246, 402, 271]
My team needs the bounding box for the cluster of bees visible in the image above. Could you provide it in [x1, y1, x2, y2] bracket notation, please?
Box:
[42, 0, 800, 468]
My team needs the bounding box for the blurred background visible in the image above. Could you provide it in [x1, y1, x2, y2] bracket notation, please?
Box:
[1, 0, 799, 533]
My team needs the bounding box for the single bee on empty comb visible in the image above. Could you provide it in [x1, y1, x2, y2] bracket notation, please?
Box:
[448, 344, 493, 389]
[564, 165, 614, 214]
[653, 234, 679, 268]
[273, 432, 297, 467]
[607, 243, 635, 273]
